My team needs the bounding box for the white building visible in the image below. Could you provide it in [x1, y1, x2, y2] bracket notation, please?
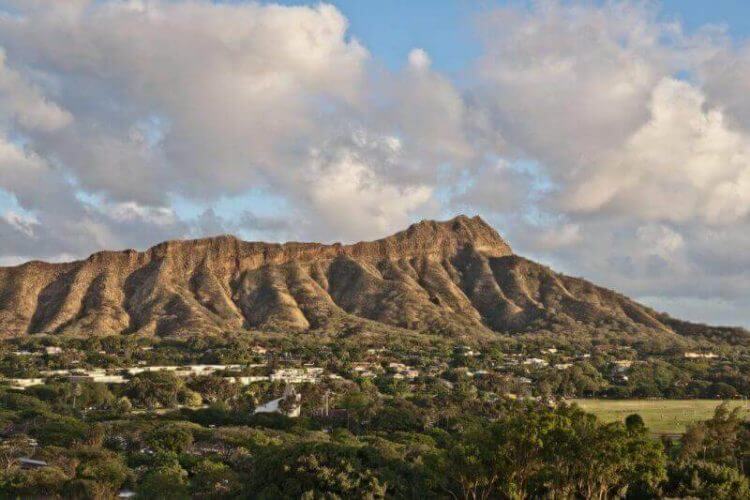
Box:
[254, 386, 301, 417]
[523, 358, 548, 366]
[684, 352, 718, 359]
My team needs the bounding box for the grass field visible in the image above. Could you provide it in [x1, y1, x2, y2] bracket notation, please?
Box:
[570, 399, 750, 435]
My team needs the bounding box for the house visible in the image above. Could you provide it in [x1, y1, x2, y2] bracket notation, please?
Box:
[232, 376, 270, 385]
[352, 363, 380, 378]
[270, 367, 323, 384]
[684, 352, 718, 359]
[254, 385, 301, 417]
[523, 358, 548, 366]
[126, 364, 243, 377]
[7, 378, 45, 390]
[612, 360, 633, 374]
[454, 345, 481, 357]
[19, 458, 48, 469]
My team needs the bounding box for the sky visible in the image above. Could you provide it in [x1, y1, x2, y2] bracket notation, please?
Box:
[1, 0, 750, 327]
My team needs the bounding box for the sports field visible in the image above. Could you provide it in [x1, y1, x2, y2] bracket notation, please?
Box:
[570, 399, 750, 435]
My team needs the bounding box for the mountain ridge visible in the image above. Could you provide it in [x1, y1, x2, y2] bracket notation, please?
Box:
[0, 215, 745, 343]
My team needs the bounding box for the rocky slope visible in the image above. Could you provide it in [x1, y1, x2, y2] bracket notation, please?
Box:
[0, 215, 726, 340]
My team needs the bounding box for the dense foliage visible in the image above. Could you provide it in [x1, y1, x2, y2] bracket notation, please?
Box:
[0, 332, 749, 498]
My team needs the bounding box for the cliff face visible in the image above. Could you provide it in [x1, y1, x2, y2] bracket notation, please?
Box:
[0, 215, 692, 338]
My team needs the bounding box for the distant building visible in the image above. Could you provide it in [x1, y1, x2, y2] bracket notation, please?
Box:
[7, 378, 45, 390]
[612, 360, 633, 374]
[455, 345, 481, 357]
[270, 367, 323, 384]
[254, 385, 301, 417]
[684, 352, 718, 359]
[19, 458, 48, 469]
[523, 358, 548, 366]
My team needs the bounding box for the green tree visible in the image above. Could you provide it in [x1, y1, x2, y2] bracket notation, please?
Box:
[137, 463, 189, 499]
[146, 424, 195, 454]
[252, 441, 388, 498]
[125, 370, 186, 409]
[188, 375, 239, 404]
[190, 459, 240, 498]
[667, 460, 750, 499]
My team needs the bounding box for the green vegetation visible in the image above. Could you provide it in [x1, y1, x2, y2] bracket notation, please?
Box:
[572, 399, 750, 434]
[0, 332, 749, 497]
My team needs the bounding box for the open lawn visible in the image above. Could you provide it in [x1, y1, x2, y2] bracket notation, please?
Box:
[570, 399, 750, 435]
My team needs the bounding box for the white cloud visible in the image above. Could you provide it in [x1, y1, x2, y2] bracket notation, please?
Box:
[0, 0, 369, 204]
[1, 210, 38, 237]
[565, 78, 750, 224]
[0, 0, 750, 327]
[407, 48, 431, 70]
[0, 49, 72, 132]
[306, 131, 434, 241]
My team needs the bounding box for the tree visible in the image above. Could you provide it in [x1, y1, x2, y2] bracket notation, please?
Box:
[115, 396, 133, 414]
[190, 459, 240, 498]
[125, 370, 186, 409]
[251, 441, 387, 498]
[625, 413, 646, 433]
[137, 463, 189, 499]
[679, 403, 749, 471]
[444, 406, 550, 499]
[0, 466, 69, 498]
[188, 375, 239, 404]
[76, 453, 131, 495]
[34, 415, 88, 447]
[146, 424, 195, 454]
[543, 406, 666, 499]
[0, 436, 36, 469]
[371, 398, 425, 432]
[667, 460, 750, 499]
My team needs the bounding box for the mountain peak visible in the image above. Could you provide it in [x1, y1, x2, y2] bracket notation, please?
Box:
[383, 214, 512, 258]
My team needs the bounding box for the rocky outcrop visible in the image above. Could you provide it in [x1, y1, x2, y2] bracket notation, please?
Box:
[0, 215, 702, 338]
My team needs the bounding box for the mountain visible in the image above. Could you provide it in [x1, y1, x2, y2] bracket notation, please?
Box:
[0, 215, 744, 343]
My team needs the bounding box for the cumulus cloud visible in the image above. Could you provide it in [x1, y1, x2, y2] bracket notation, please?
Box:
[0, 0, 455, 250]
[564, 78, 750, 224]
[305, 130, 435, 241]
[467, 1, 750, 326]
[1, 0, 750, 326]
[0, 0, 369, 203]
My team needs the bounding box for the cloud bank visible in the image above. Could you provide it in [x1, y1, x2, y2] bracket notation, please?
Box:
[1, 0, 749, 326]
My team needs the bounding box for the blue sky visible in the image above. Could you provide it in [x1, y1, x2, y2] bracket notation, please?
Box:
[263, 0, 750, 72]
